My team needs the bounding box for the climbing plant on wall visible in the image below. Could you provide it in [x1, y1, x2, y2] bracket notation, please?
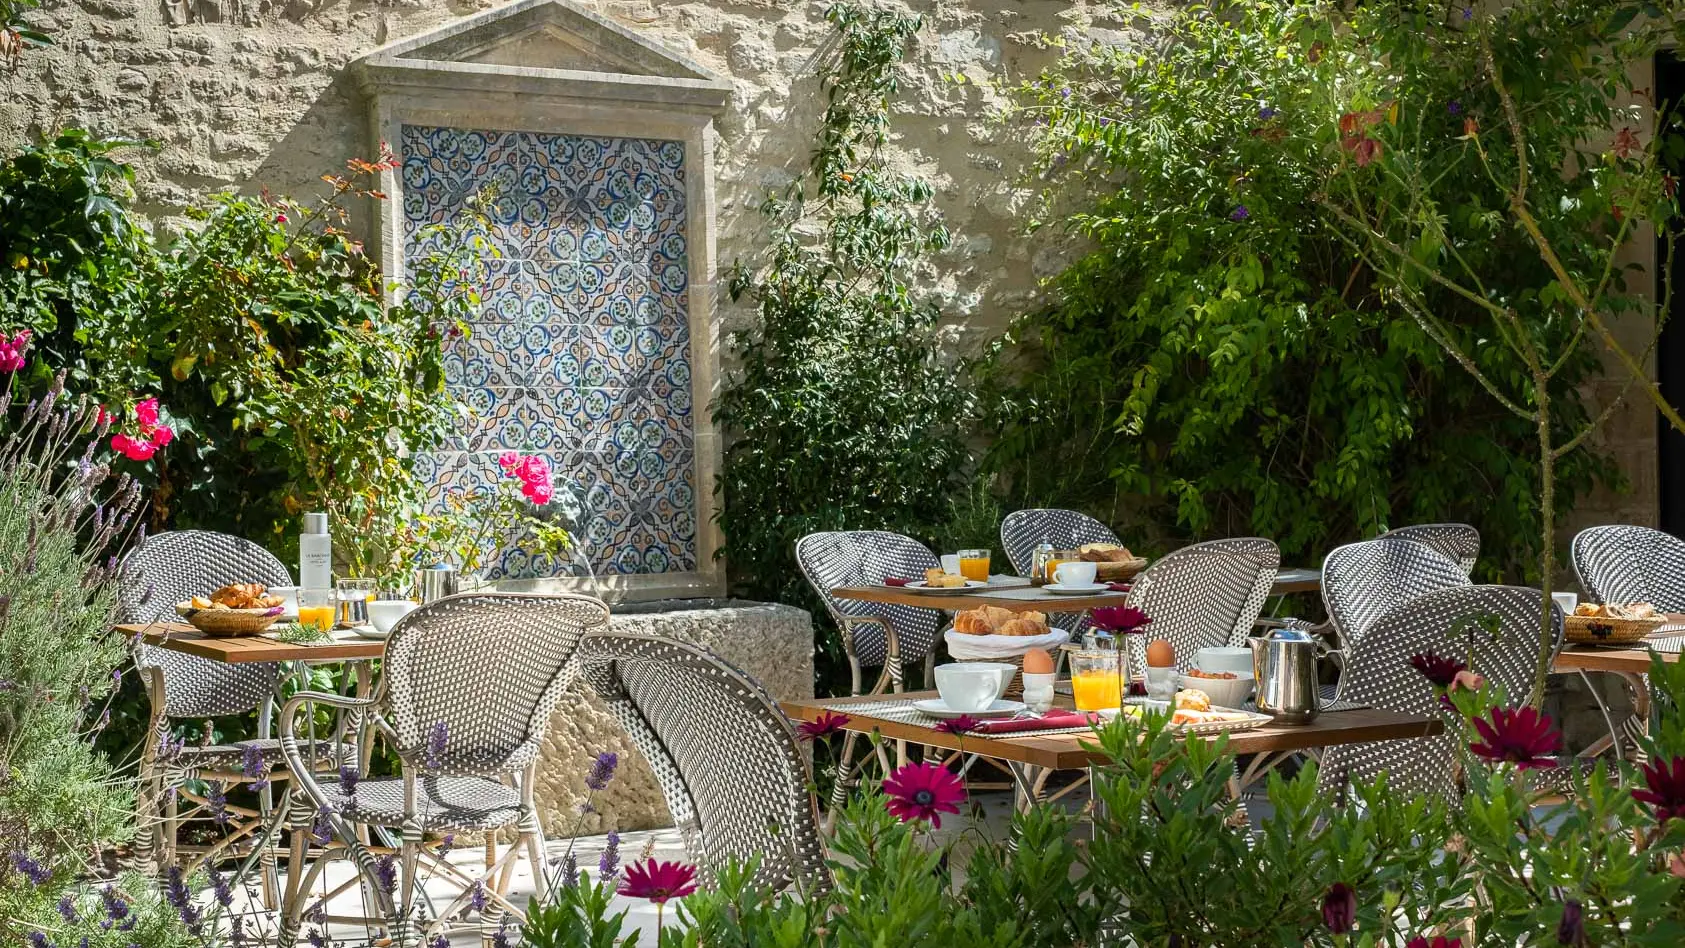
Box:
[979, 0, 1619, 581]
[716, 1, 972, 683]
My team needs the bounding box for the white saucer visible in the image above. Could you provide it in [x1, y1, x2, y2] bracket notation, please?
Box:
[912, 698, 1025, 719]
[1043, 583, 1108, 595]
[350, 625, 389, 640]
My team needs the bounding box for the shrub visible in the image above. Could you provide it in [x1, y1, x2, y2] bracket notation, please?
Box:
[980, 0, 1621, 578]
[716, 1, 973, 686]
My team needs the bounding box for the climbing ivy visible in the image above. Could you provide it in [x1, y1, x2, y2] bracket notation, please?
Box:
[716, 1, 972, 683]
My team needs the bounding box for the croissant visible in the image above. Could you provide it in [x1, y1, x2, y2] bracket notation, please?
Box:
[211, 583, 270, 609]
[997, 617, 1048, 637]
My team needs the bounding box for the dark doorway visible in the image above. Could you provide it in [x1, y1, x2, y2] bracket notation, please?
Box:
[1656, 51, 1685, 535]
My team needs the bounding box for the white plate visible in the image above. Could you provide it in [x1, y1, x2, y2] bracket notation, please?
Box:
[350, 625, 388, 640]
[913, 698, 1025, 719]
[1043, 583, 1109, 595]
[900, 580, 988, 593]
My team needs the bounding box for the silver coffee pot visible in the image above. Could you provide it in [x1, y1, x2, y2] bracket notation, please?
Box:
[1249, 619, 1323, 724]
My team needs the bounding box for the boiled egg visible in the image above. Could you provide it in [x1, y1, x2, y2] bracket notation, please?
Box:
[1145, 639, 1175, 668]
[1022, 647, 1055, 675]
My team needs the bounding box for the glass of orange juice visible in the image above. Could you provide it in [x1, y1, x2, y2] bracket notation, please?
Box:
[1069, 649, 1123, 712]
[1045, 550, 1079, 582]
[298, 588, 335, 631]
[957, 549, 991, 583]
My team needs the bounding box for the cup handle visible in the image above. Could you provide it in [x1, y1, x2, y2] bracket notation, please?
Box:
[1053, 564, 1068, 584]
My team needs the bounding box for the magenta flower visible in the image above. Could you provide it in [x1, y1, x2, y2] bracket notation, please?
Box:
[111, 432, 157, 461]
[1469, 707, 1561, 770]
[497, 451, 520, 474]
[1321, 882, 1355, 933]
[883, 761, 966, 828]
[522, 478, 554, 505]
[1406, 939, 1461, 948]
[617, 858, 698, 904]
[935, 714, 981, 736]
[0, 330, 30, 373]
[1557, 900, 1584, 946]
[1634, 757, 1685, 825]
[1408, 651, 1466, 688]
[1091, 605, 1151, 635]
[134, 397, 160, 429]
[515, 454, 550, 486]
[797, 710, 850, 742]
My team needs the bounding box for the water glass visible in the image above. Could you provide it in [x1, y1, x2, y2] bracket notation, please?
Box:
[337, 578, 377, 627]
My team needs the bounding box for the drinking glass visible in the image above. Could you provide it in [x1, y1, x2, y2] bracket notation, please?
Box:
[1068, 649, 1123, 712]
[298, 588, 335, 632]
[957, 548, 991, 582]
[1045, 549, 1080, 583]
[337, 578, 377, 627]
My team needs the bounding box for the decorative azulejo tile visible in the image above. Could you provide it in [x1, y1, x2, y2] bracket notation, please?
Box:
[402, 123, 696, 576]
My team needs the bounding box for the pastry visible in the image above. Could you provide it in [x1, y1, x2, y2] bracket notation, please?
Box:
[953, 605, 1019, 635]
[997, 617, 1049, 637]
[1173, 689, 1212, 712]
[922, 568, 967, 588]
[207, 583, 283, 610]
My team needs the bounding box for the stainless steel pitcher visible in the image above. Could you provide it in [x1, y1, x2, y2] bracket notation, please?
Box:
[414, 564, 459, 604]
[1249, 619, 1322, 724]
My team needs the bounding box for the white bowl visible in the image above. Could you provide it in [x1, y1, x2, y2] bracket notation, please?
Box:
[1194, 646, 1254, 677]
[1177, 673, 1255, 709]
[368, 599, 419, 634]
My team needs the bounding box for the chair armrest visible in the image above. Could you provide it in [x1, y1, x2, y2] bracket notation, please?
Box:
[279, 692, 380, 804]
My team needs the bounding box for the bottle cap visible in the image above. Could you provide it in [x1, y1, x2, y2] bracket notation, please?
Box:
[303, 512, 329, 535]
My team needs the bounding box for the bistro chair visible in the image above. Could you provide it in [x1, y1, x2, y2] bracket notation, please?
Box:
[120, 530, 307, 901]
[1000, 507, 1125, 634]
[794, 530, 944, 696]
[1317, 585, 1562, 801]
[1571, 524, 1685, 610]
[999, 508, 1124, 576]
[1123, 538, 1279, 672]
[577, 631, 830, 894]
[1378, 522, 1481, 576]
[1569, 524, 1685, 759]
[1320, 538, 1471, 698]
[275, 593, 609, 948]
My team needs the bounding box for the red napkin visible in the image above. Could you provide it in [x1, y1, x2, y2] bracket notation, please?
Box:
[884, 577, 912, 587]
[1106, 582, 1132, 592]
[974, 710, 1103, 734]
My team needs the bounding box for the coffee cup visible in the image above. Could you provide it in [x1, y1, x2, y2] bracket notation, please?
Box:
[934, 662, 1013, 713]
[1053, 561, 1098, 586]
[368, 599, 419, 634]
[1550, 591, 1578, 616]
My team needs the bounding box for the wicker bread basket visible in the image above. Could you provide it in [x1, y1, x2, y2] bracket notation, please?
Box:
[1563, 613, 1664, 646]
[1093, 557, 1149, 583]
[175, 602, 283, 637]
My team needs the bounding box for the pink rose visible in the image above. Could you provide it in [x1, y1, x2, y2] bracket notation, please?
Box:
[497, 451, 520, 474]
[112, 433, 158, 461]
[134, 397, 160, 429]
[515, 454, 551, 487]
[148, 424, 175, 447]
[522, 479, 554, 505]
[0, 349, 23, 374]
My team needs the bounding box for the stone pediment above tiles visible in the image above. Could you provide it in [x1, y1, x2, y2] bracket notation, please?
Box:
[347, 0, 731, 112]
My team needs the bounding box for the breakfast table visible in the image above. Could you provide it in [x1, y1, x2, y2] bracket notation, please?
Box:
[1550, 620, 1684, 754]
[783, 690, 1441, 812]
[832, 567, 1323, 615]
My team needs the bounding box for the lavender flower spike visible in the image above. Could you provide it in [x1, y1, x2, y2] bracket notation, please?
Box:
[243, 743, 269, 791]
[424, 720, 449, 770]
[585, 751, 619, 791]
[598, 830, 621, 882]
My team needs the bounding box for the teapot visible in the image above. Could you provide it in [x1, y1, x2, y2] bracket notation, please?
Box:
[1249, 619, 1323, 724]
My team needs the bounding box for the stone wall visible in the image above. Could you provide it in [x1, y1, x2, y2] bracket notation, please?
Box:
[0, 0, 1664, 532]
[0, 0, 1120, 345]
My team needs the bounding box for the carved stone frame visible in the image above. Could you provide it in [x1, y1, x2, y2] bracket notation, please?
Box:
[348, 0, 732, 601]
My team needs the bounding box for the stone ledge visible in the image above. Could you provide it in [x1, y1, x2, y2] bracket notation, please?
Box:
[533, 598, 813, 834]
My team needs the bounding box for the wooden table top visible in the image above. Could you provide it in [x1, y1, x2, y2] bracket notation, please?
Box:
[836, 566, 1322, 615]
[118, 622, 386, 664]
[1552, 623, 1685, 675]
[833, 583, 1130, 614]
[781, 690, 1441, 771]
